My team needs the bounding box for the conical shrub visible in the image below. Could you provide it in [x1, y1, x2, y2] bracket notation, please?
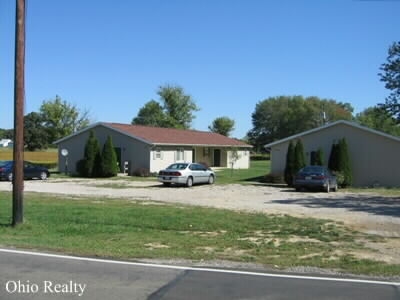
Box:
[284, 141, 296, 186]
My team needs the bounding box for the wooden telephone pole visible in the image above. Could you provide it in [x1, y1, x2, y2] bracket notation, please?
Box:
[12, 0, 26, 226]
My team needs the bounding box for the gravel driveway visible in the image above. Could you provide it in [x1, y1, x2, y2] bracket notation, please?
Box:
[1, 178, 399, 238]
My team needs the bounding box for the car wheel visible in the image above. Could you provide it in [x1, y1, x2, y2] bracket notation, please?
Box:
[208, 175, 215, 184]
[325, 182, 330, 193]
[163, 182, 171, 187]
[186, 177, 193, 187]
[7, 173, 13, 182]
[332, 183, 338, 192]
[39, 172, 48, 180]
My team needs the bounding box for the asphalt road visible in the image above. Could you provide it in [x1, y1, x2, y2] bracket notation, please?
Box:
[0, 249, 399, 300]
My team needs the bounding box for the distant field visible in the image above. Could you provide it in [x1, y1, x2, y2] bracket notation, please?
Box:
[0, 149, 57, 163]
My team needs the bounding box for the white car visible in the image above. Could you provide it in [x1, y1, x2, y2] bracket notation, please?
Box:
[158, 163, 216, 187]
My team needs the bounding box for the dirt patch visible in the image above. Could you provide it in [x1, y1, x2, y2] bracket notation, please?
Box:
[144, 243, 170, 250]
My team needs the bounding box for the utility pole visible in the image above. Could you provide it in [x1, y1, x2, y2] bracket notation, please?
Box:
[13, 0, 26, 226]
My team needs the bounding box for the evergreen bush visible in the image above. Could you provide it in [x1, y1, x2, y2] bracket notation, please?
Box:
[338, 138, 352, 187]
[83, 130, 101, 177]
[294, 140, 306, 172]
[315, 148, 324, 166]
[284, 141, 296, 186]
[101, 136, 119, 177]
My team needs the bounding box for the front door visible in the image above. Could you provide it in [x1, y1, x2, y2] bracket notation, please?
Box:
[213, 149, 221, 167]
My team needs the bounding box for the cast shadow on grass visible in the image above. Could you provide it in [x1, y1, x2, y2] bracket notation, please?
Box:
[270, 194, 400, 218]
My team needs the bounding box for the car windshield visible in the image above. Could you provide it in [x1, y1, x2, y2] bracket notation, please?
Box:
[166, 163, 188, 170]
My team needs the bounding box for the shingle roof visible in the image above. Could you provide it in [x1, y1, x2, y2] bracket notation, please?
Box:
[54, 122, 251, 148]
[105, 123, 251, 147]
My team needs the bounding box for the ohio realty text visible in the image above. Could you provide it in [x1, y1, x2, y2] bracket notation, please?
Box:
[5, 280, 86, 297]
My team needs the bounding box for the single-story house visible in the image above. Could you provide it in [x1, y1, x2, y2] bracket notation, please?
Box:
[54, 122, 252, 175]
[0, 139, 13, 148]
[264, 120, 400, 187]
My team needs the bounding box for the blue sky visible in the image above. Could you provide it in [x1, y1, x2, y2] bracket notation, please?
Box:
[1, 0, 399, 138]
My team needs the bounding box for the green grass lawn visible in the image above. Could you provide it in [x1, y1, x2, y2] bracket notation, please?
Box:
[0, 191, 398, 277]
[214, 160, 270, 184]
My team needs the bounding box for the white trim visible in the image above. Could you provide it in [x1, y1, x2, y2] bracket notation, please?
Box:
[0, 248, 398, 287]
[264, 120, 400, 149]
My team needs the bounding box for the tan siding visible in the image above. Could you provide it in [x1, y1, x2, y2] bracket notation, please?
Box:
[269, 123, 400, 187]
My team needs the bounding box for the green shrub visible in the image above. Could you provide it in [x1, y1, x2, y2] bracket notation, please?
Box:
[82, 131, 101, 177]
[333, 171, 345, 187]
[338, 138, 352, 187]
[284, 141, 296, 186]
[101, 136, 118, 177]
[250, 154, 270, 161]
[329, 139, 352, 187]
[315, 148, 324, 166]
[294, 140, 306, 172]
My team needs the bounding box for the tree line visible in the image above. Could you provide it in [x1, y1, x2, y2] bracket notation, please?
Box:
[0, 95, 90, 151]
[1, 41, 399, 151]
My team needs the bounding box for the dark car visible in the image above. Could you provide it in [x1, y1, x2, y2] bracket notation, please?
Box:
[293, 165, 338, 192]
[0, 160, 50, 181]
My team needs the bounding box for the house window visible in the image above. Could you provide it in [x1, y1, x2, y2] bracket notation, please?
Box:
[153, 148, 163, 160]
[176, 149, 184, 161]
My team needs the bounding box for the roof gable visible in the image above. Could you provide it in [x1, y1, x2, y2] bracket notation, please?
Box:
[55, 122, 251, 148]
[264, 120, 400, 148]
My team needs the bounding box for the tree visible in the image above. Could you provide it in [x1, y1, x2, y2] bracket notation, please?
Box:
[328, 139, 352, 187]
[82, 131, 100, 177]
[209, 117, 235, 136]
[24, 112, 48, 151]
[284, 141, 296, 186]
[247, 96, 353, 150]
[131, 100, 167, 127]
[133, 85, 200, 129]
[315, 148, 324, 166]
[40, 95, 90, 143]
[159, 85, 200, 129]
[379, 41, 400, 121]
[356, 106, 400, 136]
[294, 140, 306, 173]
[101, 136, 119, 177]
[337, 138, 352, 187]
[0, 128, 13, 139]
